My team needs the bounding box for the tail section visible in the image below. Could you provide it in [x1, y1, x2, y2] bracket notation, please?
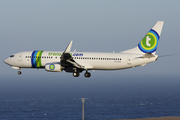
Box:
[121, 21, 164, 55]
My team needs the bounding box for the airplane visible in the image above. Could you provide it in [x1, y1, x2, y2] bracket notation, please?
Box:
[4, 21, 164, 78]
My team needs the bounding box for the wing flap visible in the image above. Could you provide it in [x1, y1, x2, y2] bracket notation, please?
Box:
[60, 41, 84, 70]
[78, 62, 94, 70]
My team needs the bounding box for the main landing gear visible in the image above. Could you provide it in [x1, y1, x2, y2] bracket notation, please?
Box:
[73, 68, 80, 77]
[73, 72, 79, 77]
[72, 69, 91, 78]
[84, 71, 91, 78]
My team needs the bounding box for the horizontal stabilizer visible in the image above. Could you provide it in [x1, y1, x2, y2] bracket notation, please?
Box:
[134, 53, 156, 59]
[142, 53, 155, 58]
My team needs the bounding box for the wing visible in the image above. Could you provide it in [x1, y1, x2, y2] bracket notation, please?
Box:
[60, 41, 84, 70]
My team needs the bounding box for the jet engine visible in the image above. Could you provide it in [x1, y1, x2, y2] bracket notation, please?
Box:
[45, 63, 64, 72]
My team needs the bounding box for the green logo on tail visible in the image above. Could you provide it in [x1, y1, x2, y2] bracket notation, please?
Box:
[138, 29, 159, 53]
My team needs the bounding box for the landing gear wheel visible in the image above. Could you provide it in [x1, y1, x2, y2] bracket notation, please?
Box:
[73, 72, 79, 77]
[17, 71, 22, 75]
[84, 72, 91, 78]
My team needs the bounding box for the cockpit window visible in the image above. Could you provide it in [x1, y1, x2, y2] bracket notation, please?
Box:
[10, 55, 14, 58]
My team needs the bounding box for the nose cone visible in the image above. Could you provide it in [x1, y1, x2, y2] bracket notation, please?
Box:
[4, 58, 10, 65]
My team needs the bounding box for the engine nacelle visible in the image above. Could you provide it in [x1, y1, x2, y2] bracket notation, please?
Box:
[45, 63, 63, 72]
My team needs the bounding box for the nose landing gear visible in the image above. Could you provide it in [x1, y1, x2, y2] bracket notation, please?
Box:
[17, 68, 21, 75]
[17, 71, 22, 75]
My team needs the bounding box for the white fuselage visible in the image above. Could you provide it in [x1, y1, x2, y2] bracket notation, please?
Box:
[4, 51, 158, 71]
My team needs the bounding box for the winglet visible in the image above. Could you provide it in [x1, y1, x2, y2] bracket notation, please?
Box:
[64, 41, 73, 53]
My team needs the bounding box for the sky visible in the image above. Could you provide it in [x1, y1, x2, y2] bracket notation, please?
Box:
[0, 0, 179, 79]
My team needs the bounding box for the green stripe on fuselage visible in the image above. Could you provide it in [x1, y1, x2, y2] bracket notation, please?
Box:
[36, 51, 43, 68]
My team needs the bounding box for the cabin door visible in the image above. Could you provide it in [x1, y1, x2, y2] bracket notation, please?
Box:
[127, 56, 131, 65]
[18, 54, 22, 62]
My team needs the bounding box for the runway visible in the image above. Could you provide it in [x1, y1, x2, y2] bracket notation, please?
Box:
[113, 116, 180, 120]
